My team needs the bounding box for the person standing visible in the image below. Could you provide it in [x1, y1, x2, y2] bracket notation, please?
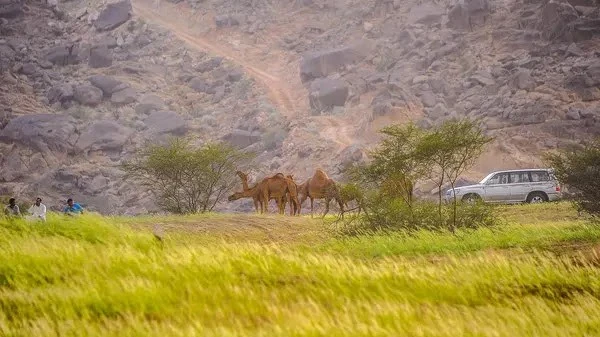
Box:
[4, 198, 21, 217]
[27, 197, 47, 222]
[63, 198, 84, 216]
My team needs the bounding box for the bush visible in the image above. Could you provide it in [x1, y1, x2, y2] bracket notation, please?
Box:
[545, 139, 600, 218]
[338, 197, 501, 236]
[124, 138, 253, 214]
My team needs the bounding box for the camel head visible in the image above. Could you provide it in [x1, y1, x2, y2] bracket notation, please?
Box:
[286, 174, 295, 181]
[236, 171, 248, 180]
[228, 191, 244, 201]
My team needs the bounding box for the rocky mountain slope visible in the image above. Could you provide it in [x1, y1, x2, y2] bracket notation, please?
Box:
[0, 0, 599, 213]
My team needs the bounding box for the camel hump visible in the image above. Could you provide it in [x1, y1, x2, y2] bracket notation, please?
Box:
[313, 168, 330, 181]
[273, 173, 285, 179]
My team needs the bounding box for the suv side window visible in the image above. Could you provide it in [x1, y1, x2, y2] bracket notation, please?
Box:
[487, 173, 509, 185]
[510, 172, 531, 184]
[530, 171, 550, 182]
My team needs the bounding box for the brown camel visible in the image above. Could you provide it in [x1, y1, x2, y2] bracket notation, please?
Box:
[228, 183, 263, 212]
[259, 173, 300, 215]
[233, 171, 299, 215]
[298, 169, 344, 217]
[284, 175, 301, 216]
[229, 171, 263, 213]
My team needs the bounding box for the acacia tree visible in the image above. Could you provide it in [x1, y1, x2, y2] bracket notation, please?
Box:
[545, 139, 600, 218]
[124, 138, 253, 214]
[356, 123, 431, 211]
[441, 121, 492, 231]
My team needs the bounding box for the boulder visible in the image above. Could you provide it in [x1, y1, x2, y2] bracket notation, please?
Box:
[407, 3, 444, 25]
[469, 71, 496, 86]
[0, 114, 77, 153]
[512, 69, 536, 90]
[566, 42, 585, 56]
[76, 120, 133, 152]
[581, 88, 600, 101]
[195, 57, 222, 73]
[308, 78, 349, 111]
[134, 94, 165, 115]
[0, 0, 22, 18]
[0, 150, 26, 182]
[447, 0, 490, 30]
[89, 75, 128, 97]
[300, 40, 374, 82]
[227, 70, 244, 82]
[189, 77, 216, 94]
[43, 44, 80, 66]
[539, 1, 579, 40]
[73, 85, 103, 106]
[574, 6, 597, 17]
[96, 35, 118, 49]
[144, 111, 187, 135]
[420, 91, 437, 107]
[215, 14, 240, 28]
[110, 87, 137, 104]
[212, 86, 226, 103]
[585, 60, 600, 86]
[88, 45, 112, 68]
[94, 0, 132, 31]
[337, 144, 365, 169]
[566, 107, 582, 120]
[221, 129, 261, 149]
[19, 63, 36, 75]
[47, 84, 74, 104]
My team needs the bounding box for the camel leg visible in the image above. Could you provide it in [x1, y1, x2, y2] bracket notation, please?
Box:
[294, 197, 300, 216]
[310, 197, 314, 218]
[262, 190, 269, 214]
[337, 197, 344, 219]
[299, 195, 307, 215]
[277, 197, 284, 215]
[323, 198, 330, 218]
[253, 197, 260, 213]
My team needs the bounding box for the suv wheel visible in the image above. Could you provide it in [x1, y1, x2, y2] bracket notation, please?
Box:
[462, 194, 481, 203]
[526, 192, 548, 204]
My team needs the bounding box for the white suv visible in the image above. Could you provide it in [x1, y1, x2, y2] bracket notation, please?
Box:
[445, 169, 562, 204]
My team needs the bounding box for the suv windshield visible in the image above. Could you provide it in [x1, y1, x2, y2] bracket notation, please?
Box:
[479, 173, 495, 184]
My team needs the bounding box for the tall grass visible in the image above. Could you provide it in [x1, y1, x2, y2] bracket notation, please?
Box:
[1, 204, 600, 336]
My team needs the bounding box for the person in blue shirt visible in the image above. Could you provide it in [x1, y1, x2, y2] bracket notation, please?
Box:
[64, 198, 84, 215]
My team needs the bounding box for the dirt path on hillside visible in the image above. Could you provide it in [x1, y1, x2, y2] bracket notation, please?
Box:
[133, 0, 297, 117]
[133, 0, 357, 152]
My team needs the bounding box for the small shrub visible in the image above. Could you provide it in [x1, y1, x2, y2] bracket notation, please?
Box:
[232, 78, 253, 100]
[545, 139, 600, 219]
[338, 197, 500, 236]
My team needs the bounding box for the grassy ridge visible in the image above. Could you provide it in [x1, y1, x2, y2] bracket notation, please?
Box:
[1, 204, 600, 336]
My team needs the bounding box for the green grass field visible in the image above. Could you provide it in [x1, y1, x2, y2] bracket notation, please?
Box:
[1, 203, 600, 336]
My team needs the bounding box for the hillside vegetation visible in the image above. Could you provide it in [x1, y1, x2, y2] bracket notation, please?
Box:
[2, 203, 600, 336]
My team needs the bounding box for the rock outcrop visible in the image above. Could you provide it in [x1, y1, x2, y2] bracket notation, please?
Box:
[76, 120, 133, 152]
[94, 0, 132, 31]
[0, 114, 77, 153]
[309, 78, 349, 112]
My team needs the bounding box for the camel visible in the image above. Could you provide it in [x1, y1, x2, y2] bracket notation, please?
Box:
[284, 175, 301, 216]
[298, 169, 344, 217]
[259, 173, 300, 216]
[228, 171, 263, 213]
[231, 171, 299, 215]
[227, 183, 263, 212]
